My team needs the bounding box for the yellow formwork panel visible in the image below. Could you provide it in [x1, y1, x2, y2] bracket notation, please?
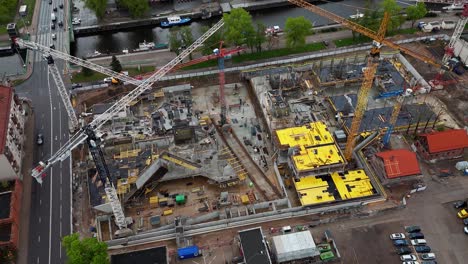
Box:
[294, 176, 328, 191]
[114, 149, 141, 159]
[331, 170, 374, 200]
[241, 195, 250, 204]
[293, 145, 345, 172]
[276, 121, 335, 148]
[298, 187, 335, 206]
[149, 196, 159, 204]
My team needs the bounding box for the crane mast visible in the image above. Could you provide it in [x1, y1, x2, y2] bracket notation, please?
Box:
[27, 19, 225, 232]
[46, 56, 79, 131]
[383, 96, 404, 146]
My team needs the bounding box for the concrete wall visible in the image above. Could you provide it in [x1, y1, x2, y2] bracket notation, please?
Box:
[0, 155, 16, 181]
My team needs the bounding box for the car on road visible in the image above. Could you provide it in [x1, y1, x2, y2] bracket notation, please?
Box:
[400, 254, 417, 261]
[49, 0, 52, 4]
[49, 44, 55, 50]
[397, 247, 412, 255]
[405, 225, 421, 233]
[453, 200, 467, 209]
[393, 239, 409, 246]
[415, 245, 431, 253]
[402, 261, 419, 264]
[37, 134, 44, 145]
[53, 7, 57, 12]
[408, 232, 424, 239]
[421, 253, 436, 260]
[51, 33, 56, 40]
[464, 226, 468, 234]
[390, 233, 406, 240]
[458, 208, 468, 218]
[411, 239, 427, 246]
[103, 77, 113, 83]
[59, 3, 63, 9]
[58, 21, 63, 27]
[51, 23, 55, 30]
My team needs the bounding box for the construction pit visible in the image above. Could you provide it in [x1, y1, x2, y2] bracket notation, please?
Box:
[71, 46, 464, 244]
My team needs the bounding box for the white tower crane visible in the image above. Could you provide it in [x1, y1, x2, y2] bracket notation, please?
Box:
[20, 19, 224, 234]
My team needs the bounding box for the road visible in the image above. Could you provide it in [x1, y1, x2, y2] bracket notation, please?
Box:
[15, 0, 72, 263]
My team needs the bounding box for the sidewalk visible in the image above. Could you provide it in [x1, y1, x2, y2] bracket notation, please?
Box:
[16, 101, 35, 264]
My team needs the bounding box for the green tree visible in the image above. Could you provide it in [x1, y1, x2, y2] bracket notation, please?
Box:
[81, 57, 93, 76]
[284, 17, 313, 48]
[254, 23, 267, 52]
[85, 0, 107, 19]
[406, 3, 427, 28]
[199, 25, 224, 56]
[169, 27, 182, 55]
[222, 8, 255, 46]
[62, 233, 109, 264]
[380, 0, 403, 32]
[110, 55, 122, 72]
[118, 0, 149, 18]
[180, 26, 194, 59]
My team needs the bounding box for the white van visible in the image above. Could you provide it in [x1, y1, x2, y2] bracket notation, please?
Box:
[51, 13, 56, 22]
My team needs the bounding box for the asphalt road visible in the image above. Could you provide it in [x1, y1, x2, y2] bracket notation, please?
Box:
[15, 0, 72, 263]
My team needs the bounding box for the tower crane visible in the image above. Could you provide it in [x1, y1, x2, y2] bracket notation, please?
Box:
[342, 14, 389, 161]
[382, 96, 404, 146]
[25, 19, 224, 234]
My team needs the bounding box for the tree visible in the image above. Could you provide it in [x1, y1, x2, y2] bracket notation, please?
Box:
[169, 27, 182, 55]
[110, 56, 122, 72]
[223, 8, 255, 46]
[81, 57, 93, 76]
[62, 233, 109, 264]
[254, 23, 267, 53]
[199, 25, 224, 56]
[118, 0, 149, 18]
[284, 17, 312, 48]
[406, 3, 427, 28]
[380, 0, 403, 33]
[180, 26, 194, 59]
[85, 0, 107, 19]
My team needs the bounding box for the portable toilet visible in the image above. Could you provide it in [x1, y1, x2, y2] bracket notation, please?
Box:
[176, 194, 186, 205]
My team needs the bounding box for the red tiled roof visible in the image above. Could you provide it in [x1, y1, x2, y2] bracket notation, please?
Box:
[0, 86, 13, 154]
[420, 129, 468, 153]
[376, 149, 421, 179]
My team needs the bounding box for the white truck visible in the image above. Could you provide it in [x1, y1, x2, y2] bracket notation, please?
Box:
[418, 20, 455, 32]
[442, 20, 456, 30]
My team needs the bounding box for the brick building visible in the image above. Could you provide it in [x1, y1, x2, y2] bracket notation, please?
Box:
[372, 149, 422, 185]
[0, 85, 25, 180]
[413, 129, 468, 162]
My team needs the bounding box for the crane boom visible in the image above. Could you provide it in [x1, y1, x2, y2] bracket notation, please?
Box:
[288, 0, 441, 67]
[46, 56, 79, 130]
[31, 19, 225, 182]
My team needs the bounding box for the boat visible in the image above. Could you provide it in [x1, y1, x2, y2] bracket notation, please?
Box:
[265, 25, 282, 36]
[160, 16, 191, 27]
[138, 40, 156, 50]
[349, 10, 364, 19]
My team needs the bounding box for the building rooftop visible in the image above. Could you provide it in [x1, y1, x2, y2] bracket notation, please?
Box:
[331, 170, 374, 199]
[272, 231, 320, 262]
[376, 149, 421, 178]
[276, 121, 334, 148]
[111, 246, 167, 264]
[419, 129, 468, 153]
[292, 145, 345, 172]
[239, 227, 271, 264]
[0, 86, 12, 154]
[298, 186, 335, 205]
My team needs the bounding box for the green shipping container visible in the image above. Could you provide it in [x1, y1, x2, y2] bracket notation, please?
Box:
[176, 195, 186, 204]
[320, 251, 335, 261]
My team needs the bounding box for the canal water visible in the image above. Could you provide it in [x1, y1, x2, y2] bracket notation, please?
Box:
[71, 0, 417, 58]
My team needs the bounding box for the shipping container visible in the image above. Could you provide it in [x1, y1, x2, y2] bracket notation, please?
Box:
[320, 251, 335, 261]
[178, 246, 201, 259]
[162, 209, 173, 216]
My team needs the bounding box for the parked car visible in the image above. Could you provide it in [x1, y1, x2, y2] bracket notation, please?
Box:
[58, 21, 63, 27]
[51, 23, 55, 30]
[464, 226, 468, 234]
[49, 44, 55, 50]
[402, 261, 419, 264]
[405, 226, 421, 233]
[400, 254, 417, 261]
[409, 233, 424, 239]
[393, 239, 409, 247]
[51, 33, 56, 40]
[421, 253, 436, 260]
[53, 7, 57, 12]
[453, 200, 467, 209]
[37, 134, 44, 145]
[411, 239, 427, 246]
[59, 3, 63, 9]
[103, 77, 113, 83]
[390, 233, 406, 240]
[463, 218, 468, 225]
[421, 261, 437, 264]
[71, 83, 82, 89]
[458, 209, 468, 218]
[49, 0, 52, 4]
[397, 247, 412, 255]
[415, 246, 431, 253]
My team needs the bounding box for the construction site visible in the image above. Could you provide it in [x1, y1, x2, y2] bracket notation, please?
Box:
[13, 0, 468, 263]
